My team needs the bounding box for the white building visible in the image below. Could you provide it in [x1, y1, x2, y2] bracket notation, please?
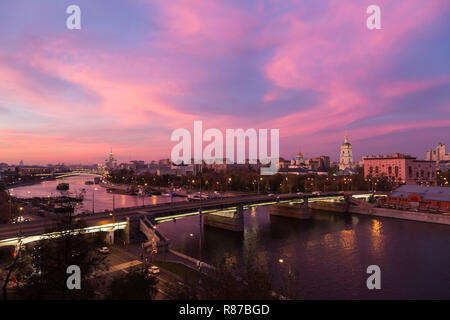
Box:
[426, 143, 450, 162]
[339, 136, 353, 170]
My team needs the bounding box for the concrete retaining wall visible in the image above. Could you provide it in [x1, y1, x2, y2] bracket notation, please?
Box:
[311, 201, 450, 225]
[350, 206, 450, 225]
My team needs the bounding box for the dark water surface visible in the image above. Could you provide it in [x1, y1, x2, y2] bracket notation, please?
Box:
[12, 177, 450, 298]
[157, 206, 450, 299]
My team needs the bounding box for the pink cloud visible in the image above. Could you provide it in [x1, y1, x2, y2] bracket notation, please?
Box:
[0, 0, 448, 164]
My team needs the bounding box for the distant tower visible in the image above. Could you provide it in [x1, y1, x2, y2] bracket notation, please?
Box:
[19, 160, 24, 166]
[339, 136, 353, 170]
[105, 149, 117, 169]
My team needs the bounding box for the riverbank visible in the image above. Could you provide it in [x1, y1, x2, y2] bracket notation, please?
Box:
[5, 177, 55, 190]
[310, 201, 450, 225]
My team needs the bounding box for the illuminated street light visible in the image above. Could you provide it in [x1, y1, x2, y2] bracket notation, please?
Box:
[92, 187, 98, 215]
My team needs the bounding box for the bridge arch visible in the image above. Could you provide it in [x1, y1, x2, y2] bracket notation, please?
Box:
[54, 172, 104, 179]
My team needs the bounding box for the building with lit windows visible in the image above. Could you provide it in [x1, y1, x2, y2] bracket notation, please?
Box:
[363, 153, 437, 186]
[105, 149, 117, 169]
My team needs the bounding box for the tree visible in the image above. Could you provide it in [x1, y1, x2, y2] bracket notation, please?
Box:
[0, 188, 16, 224]
[1, 242, 24, 300]
[15, 216, 109, 300]
[108, 266, 158, 300]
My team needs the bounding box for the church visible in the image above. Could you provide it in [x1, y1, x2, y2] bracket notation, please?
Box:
[339, 136, 354, 170]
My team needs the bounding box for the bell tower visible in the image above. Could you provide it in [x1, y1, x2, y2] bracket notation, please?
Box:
[339, 136, 353, 170]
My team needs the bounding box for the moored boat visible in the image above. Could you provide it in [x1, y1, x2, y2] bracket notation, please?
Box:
[56, 183, 69, 191]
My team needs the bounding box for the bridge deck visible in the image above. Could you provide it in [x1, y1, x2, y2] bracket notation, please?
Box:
[0, 192, 377, 244]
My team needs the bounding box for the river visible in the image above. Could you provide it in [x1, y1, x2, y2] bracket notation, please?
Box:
[11, 176, 450, 299]
[9, 175, 185, 214]
[156, 207, 450, 299]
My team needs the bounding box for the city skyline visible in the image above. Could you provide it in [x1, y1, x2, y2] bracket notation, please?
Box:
[4, 139, 449, 167]
[0, 0, 449, 164]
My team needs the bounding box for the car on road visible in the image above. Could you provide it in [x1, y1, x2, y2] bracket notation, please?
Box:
[296, 192, 304, 195]
[148, 265, 160, 275]
[98, 247, 110, 254]
[267, 193, 275, 197]
[312, 191, 321, 195]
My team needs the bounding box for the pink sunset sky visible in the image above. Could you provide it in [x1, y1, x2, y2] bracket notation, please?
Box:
[0, 0, 449, 165]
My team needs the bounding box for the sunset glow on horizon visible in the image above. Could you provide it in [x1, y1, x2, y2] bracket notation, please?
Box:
[0, 0, 449, 165]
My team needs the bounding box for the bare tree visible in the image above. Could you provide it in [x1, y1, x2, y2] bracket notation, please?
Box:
[2, 240, 23, 300]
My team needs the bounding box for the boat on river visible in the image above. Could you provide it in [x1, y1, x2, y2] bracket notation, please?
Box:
[56, 183, 69, 191]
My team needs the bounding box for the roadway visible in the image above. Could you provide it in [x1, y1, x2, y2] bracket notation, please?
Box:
[95, 244, 196, 299]
[0, 193, 337, 240]
[0, 192, 363, 244]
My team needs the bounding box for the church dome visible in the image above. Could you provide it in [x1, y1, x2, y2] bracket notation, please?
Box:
[341, 136, 351, 147]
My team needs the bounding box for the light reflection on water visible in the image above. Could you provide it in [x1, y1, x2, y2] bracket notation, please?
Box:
[11, 177, 450, 298]
[10, 175, 185, 214]
[157, 206, 450, 299]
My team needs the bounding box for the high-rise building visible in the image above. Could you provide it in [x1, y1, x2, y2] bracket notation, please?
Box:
[339, 136, 353, 170]
[105, 149, 117, 169]
[426, 143, 450, 162]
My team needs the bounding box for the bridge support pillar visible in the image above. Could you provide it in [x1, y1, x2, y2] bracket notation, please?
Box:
[203, 205, 244, 232]
[235, 205, 244, 229]
[126, 216, 140, 243]
[124, 216, 131, 245]
[107, 230, 114, 244]
[344, 195, 351, 213]
[269, 198, 311, 219]
[302, 197, 310, 215]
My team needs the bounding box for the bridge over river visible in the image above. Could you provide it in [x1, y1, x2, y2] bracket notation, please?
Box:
[0, 192, 378, 247]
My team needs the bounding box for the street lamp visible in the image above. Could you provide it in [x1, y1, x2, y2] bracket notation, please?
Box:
[92, 187, 98, 214]
[18, 206, 24, 238]
[8, 191, 13, 222]
[108, 189, 115, 213]
[141, 188, 146, 207]
[109, 210, 115, 225]
[278, 257, 292, 276]
[258, 177, 262, 194]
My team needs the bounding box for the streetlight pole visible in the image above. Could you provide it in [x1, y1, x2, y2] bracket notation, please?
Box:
[199, 162, 203, 262]
[92, 187, 98, 215]
[8, 191, 12, 222]
[18, 206, 23, 239]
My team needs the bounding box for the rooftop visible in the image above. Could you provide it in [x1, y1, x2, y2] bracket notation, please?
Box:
[391, 185, 450, 201]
